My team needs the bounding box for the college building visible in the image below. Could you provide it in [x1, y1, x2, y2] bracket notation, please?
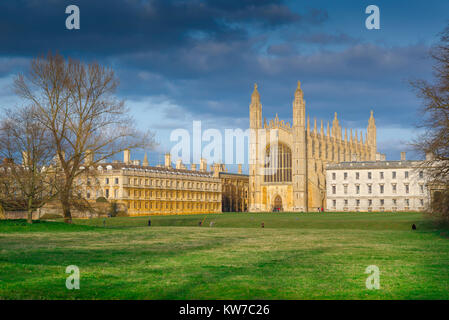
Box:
[77, 150, 249, 216]
[249, 81, 377, 212]
[326, 152, 429, 212]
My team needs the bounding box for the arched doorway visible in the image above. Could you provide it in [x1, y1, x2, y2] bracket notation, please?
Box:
[273, 195, 283, 212]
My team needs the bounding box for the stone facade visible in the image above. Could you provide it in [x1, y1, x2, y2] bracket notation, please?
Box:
[249, 81, 377, 212]
[220, 167, 249, 212]
[77, 151, 222, 216]
[326, 158, 429, 212]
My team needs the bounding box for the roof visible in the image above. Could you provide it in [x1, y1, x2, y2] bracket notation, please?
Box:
[87, 162, 217, 178]
[326, 160, 424, 170]
[219, 172, 249, 179]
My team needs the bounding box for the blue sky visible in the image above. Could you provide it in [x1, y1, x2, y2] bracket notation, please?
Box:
[0, 0, 448, 170]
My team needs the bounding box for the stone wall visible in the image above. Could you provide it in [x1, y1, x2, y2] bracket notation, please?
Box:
[3, 201, 128, 220]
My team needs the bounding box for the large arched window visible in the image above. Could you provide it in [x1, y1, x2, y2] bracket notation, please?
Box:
[264, 143, 292, 182]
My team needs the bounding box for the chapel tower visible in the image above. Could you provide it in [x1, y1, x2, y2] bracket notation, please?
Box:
[292, 81, 308, 211]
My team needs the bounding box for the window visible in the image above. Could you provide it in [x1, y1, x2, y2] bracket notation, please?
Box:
[405, 184, 409, 194]
[344, 199, 348, 206]
[264, 143, 292, 182]
[392, 184, 397, 193]
[420, 199, 424, 206]
[405, 199, 409, 206]
[368, 199, 372, 206]
[115, 178, 119, 184]
[380, 185, 384, 194]
[344, 185, 348, 194]
[405, 171, 409, 179]
[344, 172, 348, 180]
[105, 189, 109, 198]
[419, 171, 424, 179]
[356, 172, 360, 180]
[392, 171, 396, 179]
[420, 185, 424, 193]
[356, 199, 360, 206]
[356, 185, 360, 194]
[114, 189, 118, 198]
[368, 172, 372, 179]
[393, 199, 397, 205]
[332, 200, 336, 207]
[380, 199, 384, 206]
[380, 172, 384, 179]
[368, 185, 372, 194]
[332, 185, 336, 194]
[105, 178, 110, 184]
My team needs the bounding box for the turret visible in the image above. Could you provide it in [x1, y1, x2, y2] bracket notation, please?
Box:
[292, 80, 308, 211]
[331, 112, 340, 139]
[293, 81, 305, 128]
[366, 110, 377, 160]
[367, 110, 376, 147]
[143, 153, 149, 166]
[250, 83, 262, 129]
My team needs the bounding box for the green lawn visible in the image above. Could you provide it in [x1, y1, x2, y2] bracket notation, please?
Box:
[0, 212, 448, 299]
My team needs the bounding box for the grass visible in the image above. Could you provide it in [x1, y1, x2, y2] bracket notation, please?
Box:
[0, 212, 448, 299]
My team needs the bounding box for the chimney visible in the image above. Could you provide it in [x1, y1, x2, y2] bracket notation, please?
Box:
[164, 153, 171, 168]
[176, 159, 182, 169]
[238, 164, 242, 174]
[124, 150, 131, 164]
[200, 158, 207, 172]
[22, 151, 29, 166]
[212, 163, 220, 177]
[54, 151, 65, 166]
[380, 154, 386, 161]
[401, 152, 406, 161]
[133, 160, 140, 166]
[85, 149, 93, 165]
[191, 163, 197, 171]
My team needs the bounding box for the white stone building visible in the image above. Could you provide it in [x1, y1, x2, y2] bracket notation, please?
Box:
[326, 154, 429, 212]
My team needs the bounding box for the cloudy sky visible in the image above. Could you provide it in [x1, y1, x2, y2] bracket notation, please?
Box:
[0, 0, 448, 170]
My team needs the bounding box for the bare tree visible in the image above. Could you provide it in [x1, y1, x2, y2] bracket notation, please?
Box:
[411, 25, 449, 222]
[14, 53, 155, 223]
[0, 105, 56, 223]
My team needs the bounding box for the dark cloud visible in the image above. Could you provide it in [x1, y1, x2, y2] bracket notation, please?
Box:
[0, 0, 324, 56]
[111, 41, 431, 128]
[0, 0, 443, 161]
[294, 32, 360, 45]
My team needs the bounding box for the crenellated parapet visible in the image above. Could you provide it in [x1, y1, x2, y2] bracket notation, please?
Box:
[264, 114, 292, 130]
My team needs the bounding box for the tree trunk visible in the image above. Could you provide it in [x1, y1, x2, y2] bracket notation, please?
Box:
[27, 209, 33, 224]
[61, 198, 72, 224]
[27, 197, 33, 224]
